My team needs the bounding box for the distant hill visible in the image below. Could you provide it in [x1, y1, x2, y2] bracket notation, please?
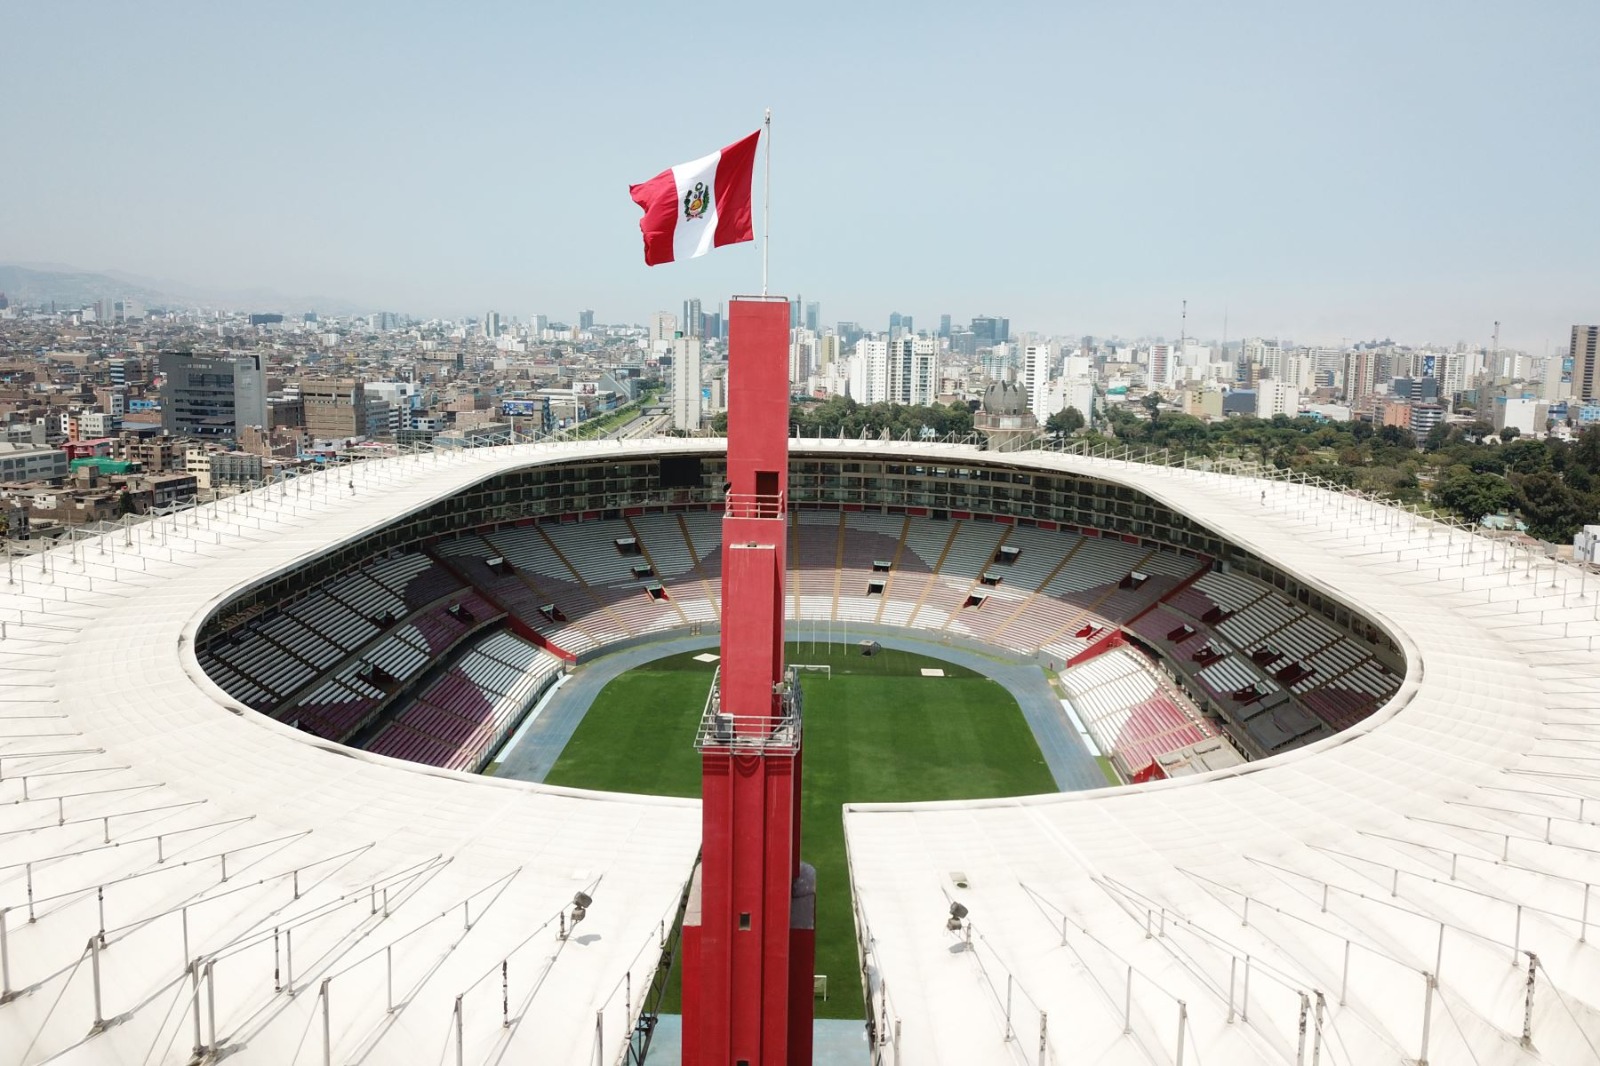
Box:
[0, 263, 371, 317]
[0, 264, 170, 310]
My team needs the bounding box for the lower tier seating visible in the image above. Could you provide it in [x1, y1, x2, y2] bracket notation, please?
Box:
[1059, 648, 1222, 777]
[201, 506, 1400, 770]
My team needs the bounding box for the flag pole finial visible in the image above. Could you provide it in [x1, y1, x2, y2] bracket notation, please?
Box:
[762, 108, 771, 296]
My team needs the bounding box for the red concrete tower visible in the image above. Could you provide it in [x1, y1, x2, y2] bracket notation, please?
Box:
[680, 296, 815, 1066]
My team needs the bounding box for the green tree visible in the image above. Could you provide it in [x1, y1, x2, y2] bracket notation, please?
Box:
[1376, 424, 1412, 449]
[1434, 467, 1514, 524]
[1047, 406, 1086, 436]
[1423, 422, 1454, 452]
[1500, 425, 1520, 442]
[1503, 438, 1553, 476]
[1516, 472, 1586, 541]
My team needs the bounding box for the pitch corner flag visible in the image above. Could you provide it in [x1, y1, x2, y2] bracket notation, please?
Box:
[629, 129, 760, 267]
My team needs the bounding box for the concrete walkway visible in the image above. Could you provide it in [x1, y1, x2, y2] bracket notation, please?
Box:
[645, 1015, 868, 1065]
[491, 624, 1106, 794]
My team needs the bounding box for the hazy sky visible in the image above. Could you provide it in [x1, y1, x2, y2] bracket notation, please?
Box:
[3, 1, 1596, 350]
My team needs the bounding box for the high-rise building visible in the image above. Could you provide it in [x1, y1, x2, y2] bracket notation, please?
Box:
[1241, 337, 1285, 381]
[482, 311, 501, 339]
[888, 312, 905, 338]
[1022, 343, 1057, 419]
[850, 337, 937, 405]
[816, 334, 840, 373]
[939, 314, 951, 338]
[1343, 349, 1380, 405]
[672, 334, 702, 431]
[1281, 353, 1316, 391]
[578, 309, 595, 331]
[804, 302, 821, 334]
[849, 339, 889, 404]
[789, 329, 816, 386]
[159, 352, 268, 440]
[683, 298, 703, 339]
[1148, 344, 1172, 390]
[650, 311, 678, 353]
[970, 315, 1009, 346]
[1573, 325, 1600, 402]
[900, 337, 938, 405]
[791, 295, 803, 329]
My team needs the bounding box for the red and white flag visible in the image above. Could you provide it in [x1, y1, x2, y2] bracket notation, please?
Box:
[629, 130, 760, 266]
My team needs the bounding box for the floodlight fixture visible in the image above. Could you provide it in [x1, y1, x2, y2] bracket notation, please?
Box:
[560, 890, 593, 939]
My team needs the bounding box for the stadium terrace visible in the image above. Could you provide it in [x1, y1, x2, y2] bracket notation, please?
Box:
[2, 437, 1598, 1065]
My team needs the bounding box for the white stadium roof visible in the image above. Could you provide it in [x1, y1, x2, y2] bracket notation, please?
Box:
[845, 448, 1600, 1066]
[0, 442, 698, 1066]
[1, 437, 1598, 1065]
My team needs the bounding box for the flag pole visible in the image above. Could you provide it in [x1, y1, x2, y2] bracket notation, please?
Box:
[762, 107, 771, 296]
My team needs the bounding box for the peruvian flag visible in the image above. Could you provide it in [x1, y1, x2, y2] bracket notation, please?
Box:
[629, 130, 760, 266]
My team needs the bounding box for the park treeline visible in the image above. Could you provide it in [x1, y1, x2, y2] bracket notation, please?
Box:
[717, 396, 1599, 542]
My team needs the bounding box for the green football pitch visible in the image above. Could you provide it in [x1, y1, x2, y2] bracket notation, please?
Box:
[542, 642, 1056, 1020]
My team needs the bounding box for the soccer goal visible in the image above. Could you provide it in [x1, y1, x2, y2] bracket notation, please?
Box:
[791, 663, 832, 679]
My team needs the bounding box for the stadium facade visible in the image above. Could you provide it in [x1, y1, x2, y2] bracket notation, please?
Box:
[2, 437, 1598, 1065]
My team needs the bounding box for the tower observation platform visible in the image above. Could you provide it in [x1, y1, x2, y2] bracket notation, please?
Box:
[695, 665, 805, 755]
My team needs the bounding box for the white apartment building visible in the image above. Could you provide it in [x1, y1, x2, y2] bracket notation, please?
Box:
[1258, 379, 1300, 419]
[1496, 396, 1543, 436]
[1147, 344, 1173, 390]
[1043, 377, 1095, 422]
[850, 337, 939, 406]
[789, 328, 817, 387]
[650, 312, 678, 355]
[894, 336, 939, 406]
[366, 381, 421, 434]
[672, 335, 702, 431]
[1281, 354, 1317, 391]
[849, 339, 889, 403]
[1022, 343, 1057, 419]
[1241, 337, 1285, 380]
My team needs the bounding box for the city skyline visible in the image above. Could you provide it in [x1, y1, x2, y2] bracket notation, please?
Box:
[3, 2, 1596, 351]
[4, 259, 1579, 359]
